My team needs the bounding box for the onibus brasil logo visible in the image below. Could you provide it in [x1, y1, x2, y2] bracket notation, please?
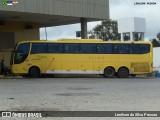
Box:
[2, 0, 18, 6]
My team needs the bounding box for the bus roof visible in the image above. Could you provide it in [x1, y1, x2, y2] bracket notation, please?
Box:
[58, 39, 103, 42]
[16, 39, 152, 44]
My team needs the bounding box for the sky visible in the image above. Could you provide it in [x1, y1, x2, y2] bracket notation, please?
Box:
[40, 0, 160, 41]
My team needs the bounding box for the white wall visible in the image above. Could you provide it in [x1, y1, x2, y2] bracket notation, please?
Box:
[153, 47, 160, 67]
[118, 17, 146, 33]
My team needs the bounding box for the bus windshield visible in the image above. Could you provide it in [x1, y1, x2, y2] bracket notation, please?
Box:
[14, 43, 30, 64]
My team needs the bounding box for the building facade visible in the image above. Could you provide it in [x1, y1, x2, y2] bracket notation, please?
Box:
[0, 0, 109, 48]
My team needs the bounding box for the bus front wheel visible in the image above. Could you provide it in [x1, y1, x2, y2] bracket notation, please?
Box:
[29, 67, 40, 78]
[104, 67, 115, 78]
[117, 67, 129, 78]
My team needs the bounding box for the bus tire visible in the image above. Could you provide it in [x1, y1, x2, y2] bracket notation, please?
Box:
[117, 67, 129, 78]
[104, 67, 115, 78]
[29, 67, 40, 78]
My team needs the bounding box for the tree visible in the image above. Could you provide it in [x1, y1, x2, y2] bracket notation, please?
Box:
[88, 19, 120, 41]
[157, 32, 160, 40]
[150, 32, 160, 47]
[151, 39, 160, 47]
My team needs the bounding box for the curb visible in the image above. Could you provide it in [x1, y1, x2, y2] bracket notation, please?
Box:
[0, 75, 23, 79]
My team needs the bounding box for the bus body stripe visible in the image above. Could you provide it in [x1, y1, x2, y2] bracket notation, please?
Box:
[46, 70, 103, 74]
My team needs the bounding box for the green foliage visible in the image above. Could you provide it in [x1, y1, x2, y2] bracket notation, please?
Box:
[150, 32, 160, 47]
[88, 19, 120, 41]
[157, 33, 160, 40]
[151, 39, 160, 47]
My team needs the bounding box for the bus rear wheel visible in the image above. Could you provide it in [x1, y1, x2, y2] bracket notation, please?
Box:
[104, 67, 115, 78]
[117, 67, 129, 78]
[29, 67, 40, 78]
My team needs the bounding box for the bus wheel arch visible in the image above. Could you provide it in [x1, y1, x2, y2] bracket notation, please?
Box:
[117, 67, 129, 78]
[29, 66, 41, 78]
[103, 66, 115, 78]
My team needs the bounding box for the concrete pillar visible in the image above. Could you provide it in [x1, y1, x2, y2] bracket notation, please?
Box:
[81, 18, 87, 39]
[0, 32, 15, 67]
[141, 33, 145, 41]
[130, 32, 134, 42]
[121, 33, 124, 41]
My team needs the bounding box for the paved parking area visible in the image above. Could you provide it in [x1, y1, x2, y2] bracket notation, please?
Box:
[0, 77, 160, 119]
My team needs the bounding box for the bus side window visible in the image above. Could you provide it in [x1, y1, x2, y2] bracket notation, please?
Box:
[121, 44, 129, 54]
[48, 44, 63, 53]
[112, 44, 129, 54]
[31, 43, 48, 54]
[64, 44, 69, 53]
[97, 44, 106, 54]
[105, 44, 112, 54]
[73, 44, 80, 53]
[130, 44, 141, 54]
[140, 44, 150, 54]
[112, 45, 119, 54]
[91, 44, 97, 53]
[80, 44, 89, 53]
[80, 44, 97, 54]
[128, 45, 132, 54]
[64, 44, 80, 53]
[97, 44, 112, 54]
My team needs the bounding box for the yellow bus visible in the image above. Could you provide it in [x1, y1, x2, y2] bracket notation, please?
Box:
[10, 39, 153, 78]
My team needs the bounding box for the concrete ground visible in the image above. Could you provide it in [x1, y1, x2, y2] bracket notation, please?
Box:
[0, 76, 160, 120]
